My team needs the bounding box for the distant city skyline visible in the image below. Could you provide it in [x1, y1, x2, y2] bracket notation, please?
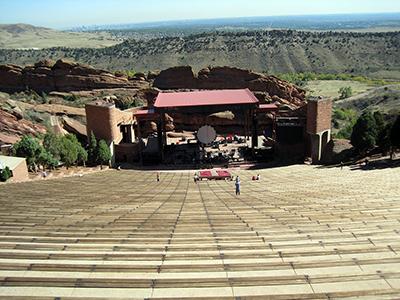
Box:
[0, 0, 399, 29]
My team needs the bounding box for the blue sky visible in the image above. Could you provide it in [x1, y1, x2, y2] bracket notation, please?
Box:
[0, 0, 399, 29]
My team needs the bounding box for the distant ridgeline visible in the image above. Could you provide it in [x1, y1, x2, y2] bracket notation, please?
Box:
[0, 30, 399, 78]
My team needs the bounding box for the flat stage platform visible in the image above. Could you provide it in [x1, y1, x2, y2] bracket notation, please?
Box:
[198, 169, 233, 180]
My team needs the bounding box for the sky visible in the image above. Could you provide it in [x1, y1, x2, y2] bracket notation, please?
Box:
[0, 0, 399, 29]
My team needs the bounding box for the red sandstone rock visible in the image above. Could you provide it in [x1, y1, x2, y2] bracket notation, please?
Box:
[0, 59, 150, 93]
[153, 66, 306, 110]
[0, 109, 46, 144]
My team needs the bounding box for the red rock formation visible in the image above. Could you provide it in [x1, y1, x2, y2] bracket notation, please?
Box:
[153, 66, 306, 110]
[0, 109, 46, 144]
[0, 59, 150, 93]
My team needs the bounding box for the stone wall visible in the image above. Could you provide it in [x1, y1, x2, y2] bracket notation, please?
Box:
[11, 160, 29, 182]
[85, 100, 136, 145]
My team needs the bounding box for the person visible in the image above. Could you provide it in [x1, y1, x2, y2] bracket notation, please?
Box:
[340, 161, 344, 170]
[235, 176, 241, 195]
[194, 173, 199, 183]
[256, 174, 260, 181]
[157, 172, 160, 182]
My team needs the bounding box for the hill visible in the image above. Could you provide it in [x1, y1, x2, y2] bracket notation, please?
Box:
[1, 30, 399, 78]
[0, 23, 119, 49]
[335, 84, 400, 115]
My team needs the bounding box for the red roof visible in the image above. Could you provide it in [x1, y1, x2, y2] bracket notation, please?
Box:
[133, 108, 158, 120]
[154, 89, 259, 109]
[134, 108, 155, 116]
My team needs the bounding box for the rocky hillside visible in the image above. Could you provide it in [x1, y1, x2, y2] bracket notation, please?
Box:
[1, 30, 399, 78]
[0, 108, 46, 144]
[0, 60, 306, 110]
[0, 59, 149, 93]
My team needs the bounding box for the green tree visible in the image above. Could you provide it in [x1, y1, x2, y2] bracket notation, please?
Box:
[377, 123, 393, 154]
[97, 140, 111, 168]
[77, 146, 88, 167]
[38, 150, 59, 170]
[88, 132, 98, 164]
[339, 86, 353, 99]
[59, 137, 78, 169]
[390, 115, 400, 149]
[373, 111, 385, 135]
[13, 135, 43, 171]
[350, 112, 378, 153]
[43, 132, 62, 161]
[0, 167, 12, 182]
[65, 134, 88, 167]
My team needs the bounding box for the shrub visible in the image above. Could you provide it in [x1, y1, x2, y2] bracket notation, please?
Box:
[0, 167, 12, 182]
[338, 86, 353, 99]
[332, 108, 358, 139]
[63, 94, 78, 102]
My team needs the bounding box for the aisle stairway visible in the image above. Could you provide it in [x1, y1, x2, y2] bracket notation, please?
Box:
[0, 165, 399, 299]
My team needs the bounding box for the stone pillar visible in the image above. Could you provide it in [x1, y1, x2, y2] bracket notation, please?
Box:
[310, 133, 322, 163]
[307, 98, 333, 164]
[251, 110, 258, 149]
[157, 117, 164, 162]
[137, 121, 143, 165]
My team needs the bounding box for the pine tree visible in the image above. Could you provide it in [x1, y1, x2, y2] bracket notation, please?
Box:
[88, 132, 98, 164]
[390, 115, 400, 149]
[59, 137, 78, 169]
[350, 112, 378, 154]
[43, 132, 62, 161]
[97, 140, 111, 168]
[373, 111, 385, 136]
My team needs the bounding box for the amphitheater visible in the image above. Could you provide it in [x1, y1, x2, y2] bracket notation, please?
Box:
[0, 165, 399, 299]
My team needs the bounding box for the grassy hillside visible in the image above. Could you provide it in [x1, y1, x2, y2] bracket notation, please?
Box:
[305, 80, 376, 99]
[0, 30, 398, 79]
[335, 85, 400, 115]
[0, 24, 119, 49]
